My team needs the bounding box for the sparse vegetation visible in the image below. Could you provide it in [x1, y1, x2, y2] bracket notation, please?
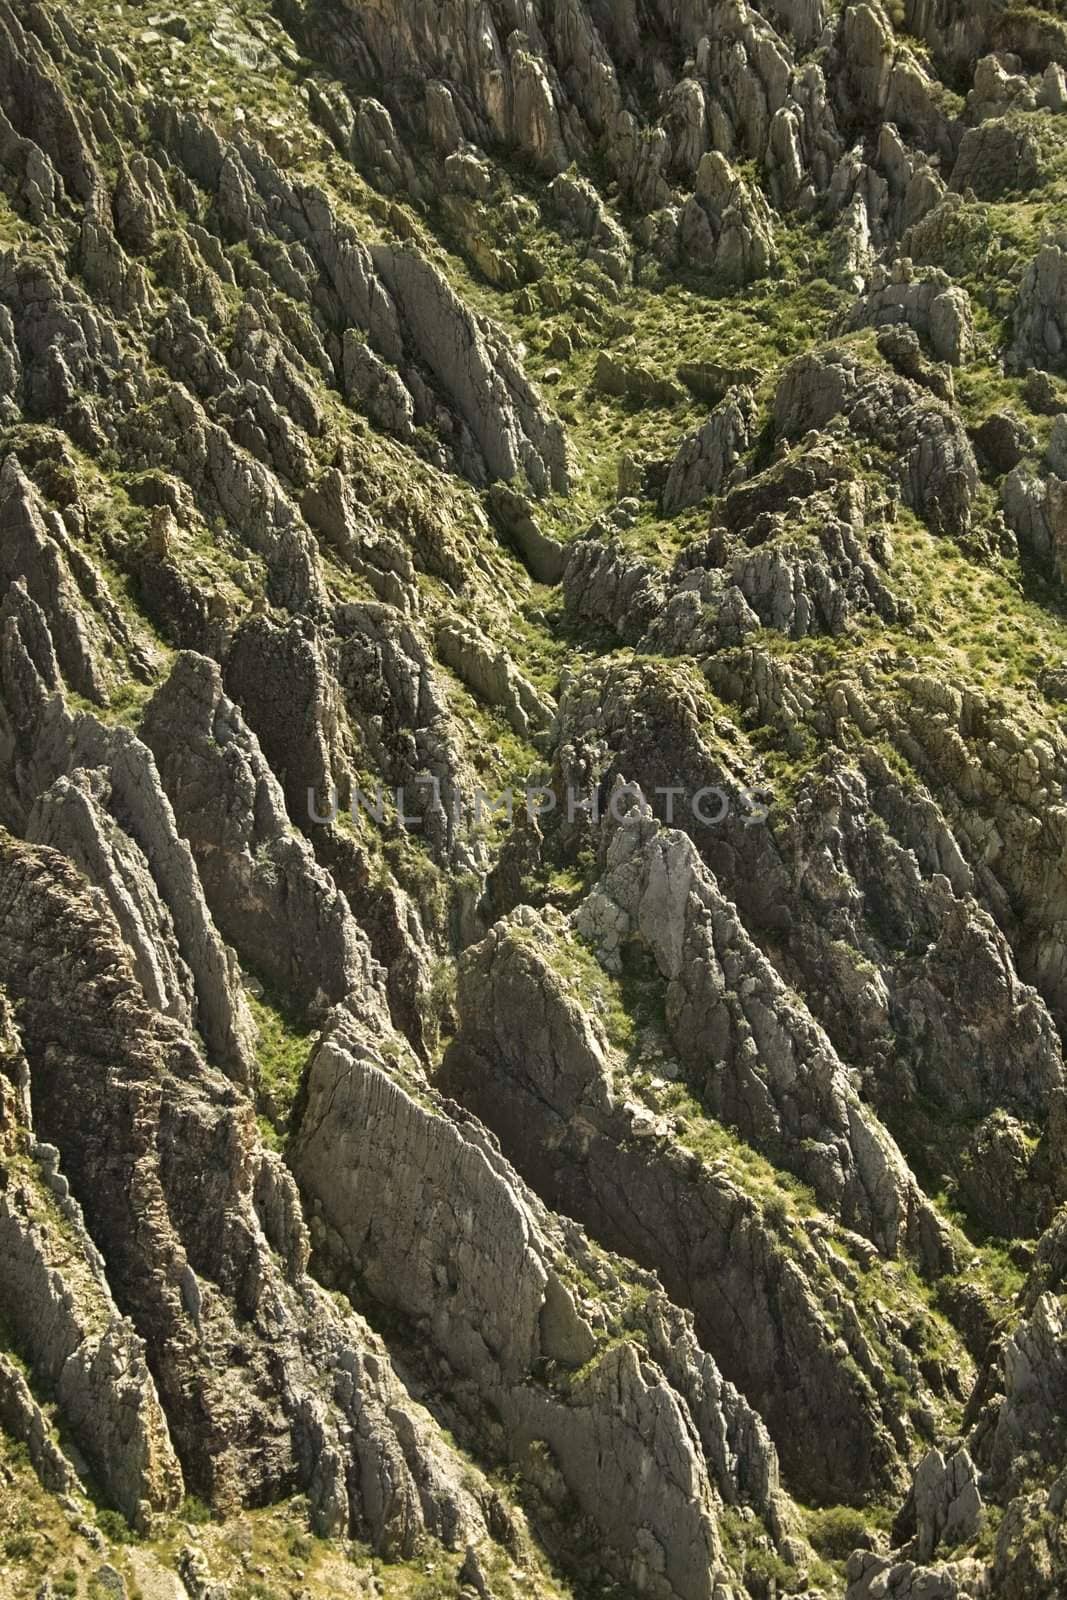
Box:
[247, 990, 318, 1137]
[5, 0, 1067, 1594]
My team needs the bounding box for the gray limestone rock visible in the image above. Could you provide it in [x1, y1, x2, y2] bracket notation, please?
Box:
[774, 345, 979, 536]
[951, 118, 1046, 200]
[844, 265, 976, 366]
[141, 651, 387, 1021]
[593, 350, 686, 406]
[0, 455, 112, 702]
[845, 1551, 983, 1600]
[675, 152, 778, 285]
[1003, 464, 1067, 580]
[292, 1007, 801, 1599]
[0, 603, 257, 1081]
[0, 1351, 82, 1498]
[341, 333, 416, 438]
[912, 1448, 983, 1562]
[974, 411, 1036, 474]
[330, 602, 481, 868]
[3, 0, 1067, 1587]
[1048, 413, 1067, 478]
[0, 998, 183, 1526]
[371, 243, 569, 494]
[442, 888, 964, 1503]
[0, 835, 523, 1557]
[1010, 243, 1067, 375]
[224, 613, 350, 826]
[436, 619, 554, 744]
[486, 482, 566, 583]
[662, 389, 756, 514]
[26, 766, 198, 1029]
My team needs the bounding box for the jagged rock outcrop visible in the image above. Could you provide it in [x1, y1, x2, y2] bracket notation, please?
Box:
[329, 601, 482, 868]
[912, 1448, 983, 1562]
[0, 833, 532, 1562]
[0, 995, 182, 1525]
[1003, 463, 1067, 581]
[441, 882, 966, 1503]
[566, 446, 906, 649]
[549, 169, 632, 285]
[0, 454, 114, 702]
[662, 388, 755, 514]
[843, 262, 976, 365]
[371, 244, 570, 494]
[436, 618, 554, 743]
[340, 333, 416, 440]
[593, 351, 686, 407]
[0, 1351, 81, 1499]
[574, 807, 948, 1259]
[1010, 242, 1067, 375]
[974, 410, 1035, 475]
[292, 1007, 806, 1597]
[670, 152, 778, 284]
[25, 766, 200, 1032]
[548, 657, 1067, 1206]
[562, 533, 667, 640]
[0, 600, 257, 1080]
[141, 651, 387, 1020]
[3, 0, 1067, 1589]
[845, 1551, 985, 1599]
[951, 116, 1047, 200]
[774, 344, 980, 535]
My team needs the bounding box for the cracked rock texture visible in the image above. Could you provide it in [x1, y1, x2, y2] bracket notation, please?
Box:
[2, 0, 1067, 1596]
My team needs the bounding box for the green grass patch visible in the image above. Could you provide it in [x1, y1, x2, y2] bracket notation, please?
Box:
[247, 990, 318, 1137]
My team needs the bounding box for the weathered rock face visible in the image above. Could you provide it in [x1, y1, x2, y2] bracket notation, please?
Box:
[1002, 463, 1067, 582]
[223, 613, 349, 826]
[292, 1007, 802, 1597]
[1011, 244, 1067, 375]
[0, 833, 530, 1564]
[370, 244, 570, 494]
[0, 995, 183, 1527]
[0, 615, 258, 1081]
[141, 651, 386, 1021]
[3, 0, 1067, 1591]
[569, 809, 944, 1259]
[441, 890, 966, 1505]
[0, 455, 115, 701]
[436, 617, 554, 744]
[911, 1447, 983, 1563]
[329, 601, 486, 869]
[951, 117, 1046, 201]
[566, 442, 907, 649]
[773, 345, 980, 537]
[670, 152, 779, 284]
[845, 1550, 985, 1600]
[545, 657, 1067, 1232]
[842, 263, 976, 366]
[662, 388, 755, 514]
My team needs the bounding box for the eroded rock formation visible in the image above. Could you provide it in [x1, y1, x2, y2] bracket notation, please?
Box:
[2, 0, 1067, 1595]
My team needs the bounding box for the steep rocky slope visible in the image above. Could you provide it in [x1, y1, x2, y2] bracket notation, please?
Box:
[1, 0, 1067, 1596]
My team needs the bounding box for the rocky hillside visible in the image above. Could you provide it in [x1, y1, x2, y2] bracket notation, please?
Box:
[1, 0, 1067, 1596]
